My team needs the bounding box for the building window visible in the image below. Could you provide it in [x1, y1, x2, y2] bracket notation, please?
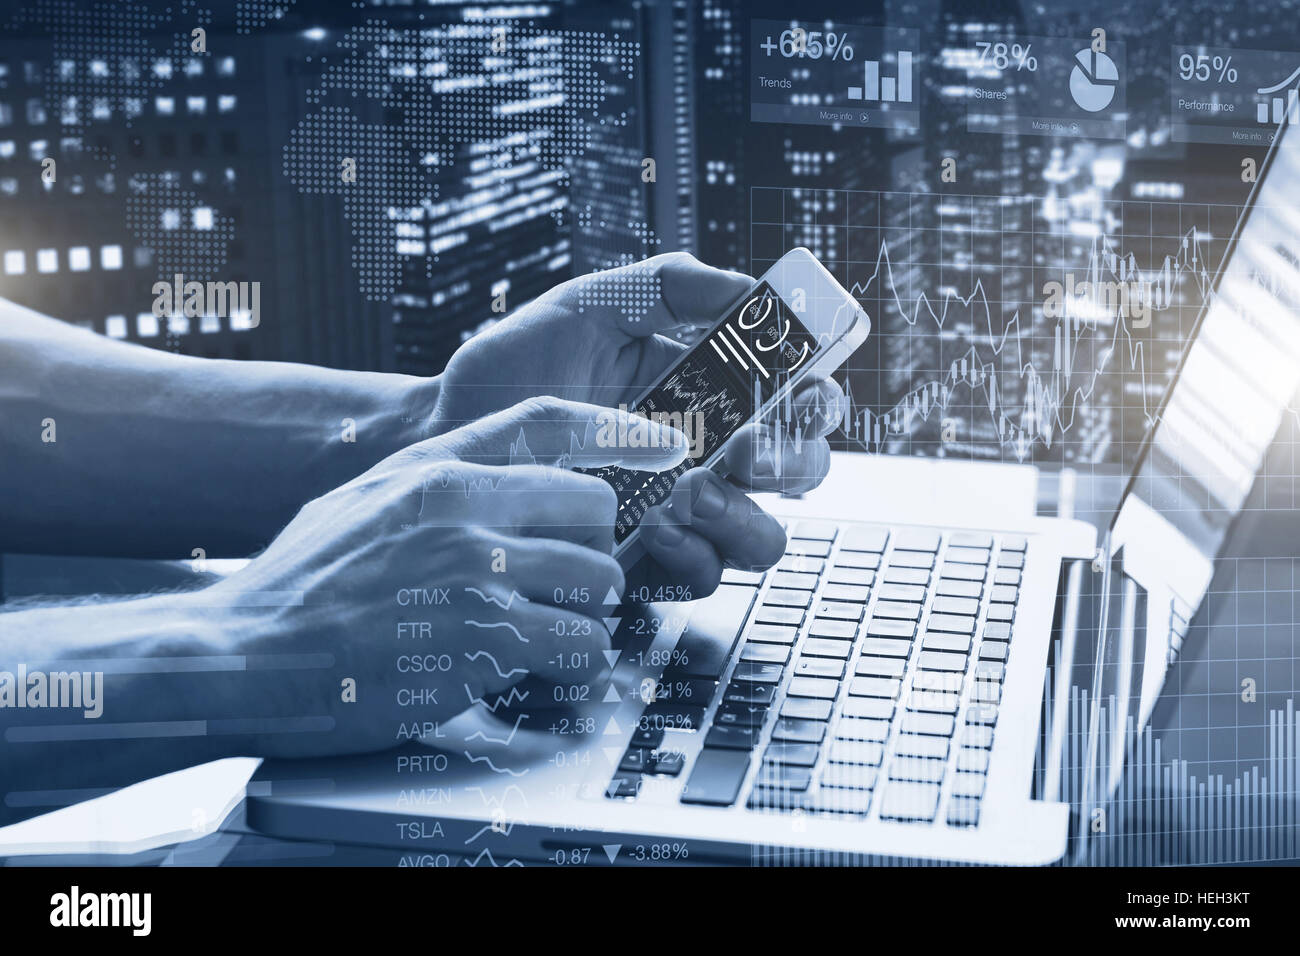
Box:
[100, 245, 122, 270]
[36, 248, 57, 273]
[3, 250, 25, 274]
[136, 312, 159, 337]
[192, 206, 213, 230]
[105, 315, 128, 339]
[68, 246, 90, 271]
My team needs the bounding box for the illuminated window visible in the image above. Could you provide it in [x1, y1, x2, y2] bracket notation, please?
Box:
[152, 58, 172, 79]
[36, 248, 57, 273]
[192, 206, 213, 230]
[89, 60, 108, 77]
[185, 96, 205, 115]
[3, 251, 24, 274]
[25, 99, 44, 124]
[0, 103, 10, 126]
[217, 57, 235, 76]
[200, 313, 221, 334]
[0, 141, 12, 158]
[57, 60, 74, 80]
[168, 313, 190, 335]
[185, 58, 203, 77]
[161, 208, 180, 230]
[68, 246, 90, 271]
[229, 309, 255, 331]
[105, 315, 127, 339]
[155, 96, 174, 115]
[27, 139, 45, 161]
[100, 245, 122, 270]
[218, 95, 236, 113]
[136, 312, 159, 337]
[92, 97, 110, 120]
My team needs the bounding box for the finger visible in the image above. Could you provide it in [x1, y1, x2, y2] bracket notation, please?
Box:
[594, 252, 754, 337]
[638, 504, 725, 601]
[660, 468, 786, 572]
[762, 377, 847, 439]
[427, 397, 688, 471]
[722, 423, 832, 494]
[495, 533, 626, 617]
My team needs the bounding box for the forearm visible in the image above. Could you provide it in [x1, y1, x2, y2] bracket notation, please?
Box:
[0, 589, 321, 828]
[0, 299, 440, 557]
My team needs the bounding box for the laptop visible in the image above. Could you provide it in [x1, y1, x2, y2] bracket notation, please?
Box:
[245, 97, 1300, 867]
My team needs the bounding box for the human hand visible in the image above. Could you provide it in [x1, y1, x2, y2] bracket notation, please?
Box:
[434, 253, 847, 600]
[205, 397, 688, 758]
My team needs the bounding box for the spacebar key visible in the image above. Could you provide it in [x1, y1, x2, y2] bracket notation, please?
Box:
[665, 585, 758, 680]
[681, 748, 752, 806]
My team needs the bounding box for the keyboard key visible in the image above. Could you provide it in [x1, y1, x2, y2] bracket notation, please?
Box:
[940, 563, 985, 581]
[918, 650, 967, 672]
[803, 637, 853, 659]
[754, 763, 813, 791]
[931, 596, 980, 616]
[747, 788, 807, 811]
[963, 724, 994, 749]
[607, 774, 642, 799]
[649, 750, 686, 776]
[779, 554, 824, 574]
[835, 717, 892, 742]
[856, 656, 906, 678]
[781, 697, 833, 721]
[982, 622, 1011, 641]
[631, 727, 664, 750]
[876, 583, 927, 603]
[643, 702, 706, 731]
[670, 584, 756, 679]
[872, 600, 922, 621]
[795, 657, 845, 680]
[993, 569, 1021, 586]
[721, 568, 765, 586]
[922, 632, 971, 654]
[834, 551, 880, 570]
[900, 712, 955, 737]
[764, 588, 812, 608]
[935, 578, 982, 599]
[619, 748, 651, 772]
[927, 613, 977, 635]
[841, 696, 895, 720]
[1001, 535, 1028, 552]
[828, 740, 884, 765]
[975, 660, 1005, 682]
[890, 550, 935, 569]
[681, 748, 752, 805]
[883, 567, 930, 586]
[731, 661, 784, 683]
[787, 676, 840, 699]
[945, 547, 991, 565]
[989, 585, 1019, 604]
[766, 742, 821, 767]
[848, 676, 901, 699]
[748, 623, 798, 645]
[787, 538, 831, 558]
[724, 680, 776, 705]
[888, 756, 946, 783]
[827, 567, 875, 587]
[908, 690, 961, 714]
[893, 529, 940, 552]
[807, 788, 874, 814]
[951, 773, 987, 798]
[820, 763, 879, 790]
[971, 681, 1001, 704]
[816, 601, 863, 621]
[809, 618, 857, 639]
[913, 671, 964, 694]
[894, 734, 950, 760]
[741, 642, 790, 664]
[772, 717, 827, 744]
[965, 703, 1000, 725]
[950, 532, 993, 549]
[997, 551, 1025, 569]
[878, 781, 940, 821]
[792, 520, 838, 541]
[978, 641, 1008, 661]
[771, 571, 819, 591]
[866, 619, 916, 639]
[957, 749, 990, 774]
[986, 604, 1015, 623]
[947, 797, 981, 827]
[714, 701, 768, 729]
[754, 605, 804, 626]
[859, 637, 911, 658]
[840, 526, 889, 552]
[822, 583, 871, 604]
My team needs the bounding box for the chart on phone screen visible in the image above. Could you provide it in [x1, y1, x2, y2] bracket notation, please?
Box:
[586, 282, 819, 543]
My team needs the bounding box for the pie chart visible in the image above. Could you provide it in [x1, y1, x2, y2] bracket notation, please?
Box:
[1070, 48, 1118, 112]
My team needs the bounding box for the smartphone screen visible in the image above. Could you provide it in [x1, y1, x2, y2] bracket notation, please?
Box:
[584, 281, 821, 545]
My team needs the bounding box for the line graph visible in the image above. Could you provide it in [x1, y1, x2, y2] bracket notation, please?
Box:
[751, 188, 1243, 466]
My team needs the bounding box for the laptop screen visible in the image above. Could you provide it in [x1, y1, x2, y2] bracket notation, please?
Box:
[1109, 110, 1300, 612]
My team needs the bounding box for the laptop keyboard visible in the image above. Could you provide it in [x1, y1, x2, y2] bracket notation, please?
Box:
[606, 521, 1027, 828]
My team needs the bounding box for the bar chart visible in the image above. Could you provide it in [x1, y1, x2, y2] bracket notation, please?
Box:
[847, 51, 914, 104]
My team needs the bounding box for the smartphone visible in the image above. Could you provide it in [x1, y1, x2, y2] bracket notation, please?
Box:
[585, 247, 871, 570]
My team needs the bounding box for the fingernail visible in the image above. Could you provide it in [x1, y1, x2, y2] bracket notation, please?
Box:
[652, 520, 685, 546]
[693, 478, 728, 519]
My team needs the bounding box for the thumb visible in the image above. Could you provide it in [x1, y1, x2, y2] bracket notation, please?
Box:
[420, 397, 690, 471]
